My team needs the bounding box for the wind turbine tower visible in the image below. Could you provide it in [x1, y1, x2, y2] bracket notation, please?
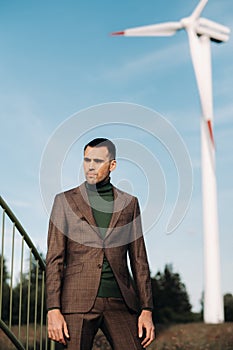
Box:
[112, 0, 230, 323]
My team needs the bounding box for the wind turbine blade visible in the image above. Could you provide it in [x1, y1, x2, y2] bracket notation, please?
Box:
[187, 29, 215, 133]
[191, 0, 208, 20]
[186, 29, 205, 109]
[112, 22, 182, 37]
[207, 120, 215, 146]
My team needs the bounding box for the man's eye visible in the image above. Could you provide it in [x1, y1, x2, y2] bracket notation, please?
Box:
[94, 159, 104, 164]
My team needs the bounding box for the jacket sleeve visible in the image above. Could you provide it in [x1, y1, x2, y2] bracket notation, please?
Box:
[128, 197, 153, 311]
[46, 194, 67, 310]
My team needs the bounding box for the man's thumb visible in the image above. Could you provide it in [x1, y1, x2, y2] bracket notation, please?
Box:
[138, 323, 143, 338]
[64, 322, 70, 338]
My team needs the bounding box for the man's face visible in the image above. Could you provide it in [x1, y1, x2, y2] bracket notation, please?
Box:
[83, 146, 116, 185]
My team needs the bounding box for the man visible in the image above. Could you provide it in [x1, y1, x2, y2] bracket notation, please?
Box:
[46, 138, 155, 349]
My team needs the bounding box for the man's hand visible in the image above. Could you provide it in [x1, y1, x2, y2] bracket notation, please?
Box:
[47, 309, 70, 345]
[138, 310, 155, 348]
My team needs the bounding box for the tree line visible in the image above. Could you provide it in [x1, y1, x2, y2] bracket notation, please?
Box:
[1, 255, 233, 325]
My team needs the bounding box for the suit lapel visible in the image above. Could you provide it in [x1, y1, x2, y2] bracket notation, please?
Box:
[104, 186, 128, 239]
[71, 183, 100, 235]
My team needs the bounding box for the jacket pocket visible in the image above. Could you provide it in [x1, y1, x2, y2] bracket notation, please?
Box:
[64, 262, 83, 277]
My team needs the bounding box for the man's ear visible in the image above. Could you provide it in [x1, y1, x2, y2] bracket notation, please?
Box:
[109, 159, 117, 172]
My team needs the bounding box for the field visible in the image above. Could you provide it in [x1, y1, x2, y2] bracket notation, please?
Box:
[0, 322, 233, 349]
[148, 323, 233, 350]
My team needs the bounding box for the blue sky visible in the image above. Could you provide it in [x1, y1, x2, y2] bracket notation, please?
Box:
[1, 0, 232, 312]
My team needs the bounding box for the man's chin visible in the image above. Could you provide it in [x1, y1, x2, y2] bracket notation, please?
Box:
[86, 178, 97, 185]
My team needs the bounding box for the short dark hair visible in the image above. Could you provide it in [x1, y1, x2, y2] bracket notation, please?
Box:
[84, 138, 116, 159]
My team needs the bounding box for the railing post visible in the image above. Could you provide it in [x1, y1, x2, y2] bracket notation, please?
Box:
[9, 223, 15, 329]
[0, 209, 5, 320]
[50, 340, 55, 350]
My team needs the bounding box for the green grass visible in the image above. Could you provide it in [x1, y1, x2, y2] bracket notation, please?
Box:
[0, 324, 48, 350]
[1, 322, 233, 349]
[148, 322, 233, 350]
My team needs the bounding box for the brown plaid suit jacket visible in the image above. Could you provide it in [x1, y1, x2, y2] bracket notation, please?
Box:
[46, 182, 153, 314]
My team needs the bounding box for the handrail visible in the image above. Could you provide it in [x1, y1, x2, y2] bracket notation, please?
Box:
[0, 195, 50, 350]
[0, 319, 25, 350]
[0, 196, 45, 270]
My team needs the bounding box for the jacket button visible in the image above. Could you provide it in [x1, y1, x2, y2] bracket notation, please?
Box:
[98, 263, 102, 268]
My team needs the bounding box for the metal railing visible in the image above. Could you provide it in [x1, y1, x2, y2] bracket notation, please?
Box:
[0, 196, 54, 350]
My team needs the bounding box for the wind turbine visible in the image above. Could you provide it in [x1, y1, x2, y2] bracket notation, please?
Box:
[112, 0, 230, 324]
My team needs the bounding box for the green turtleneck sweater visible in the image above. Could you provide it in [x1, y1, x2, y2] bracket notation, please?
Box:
[86, 180, 122, 298]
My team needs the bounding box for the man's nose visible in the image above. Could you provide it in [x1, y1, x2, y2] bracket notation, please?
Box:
[89, 160, 95, 170]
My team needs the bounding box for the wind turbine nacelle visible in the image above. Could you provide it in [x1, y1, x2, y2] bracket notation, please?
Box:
[197, 17, 230, 43]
